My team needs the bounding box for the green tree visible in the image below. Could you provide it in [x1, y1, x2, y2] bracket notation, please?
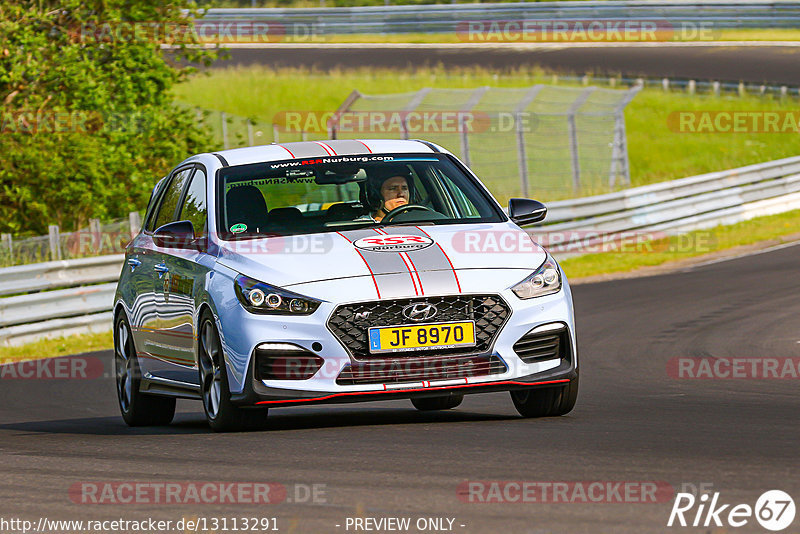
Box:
[0, 0, 219, 234]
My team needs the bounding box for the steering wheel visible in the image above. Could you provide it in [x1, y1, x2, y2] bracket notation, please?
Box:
[381, 204, 434, 224]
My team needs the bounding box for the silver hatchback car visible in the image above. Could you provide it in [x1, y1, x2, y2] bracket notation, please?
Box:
[113, 139, 578, 431]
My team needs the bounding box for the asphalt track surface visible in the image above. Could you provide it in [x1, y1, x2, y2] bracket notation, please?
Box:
[1, 242, 799, 533]
[217, 44, 800, 85]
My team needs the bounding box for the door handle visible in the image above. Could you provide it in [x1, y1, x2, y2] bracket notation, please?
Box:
[127, 258, 141, 272]
[154, 263, 169, 278]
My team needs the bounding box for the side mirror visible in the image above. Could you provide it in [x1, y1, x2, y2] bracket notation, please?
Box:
[508, 198, 547, 226]
[153, 220, 198, 249]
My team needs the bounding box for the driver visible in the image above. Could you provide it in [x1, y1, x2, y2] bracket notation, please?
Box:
[366, 167, 414, 222]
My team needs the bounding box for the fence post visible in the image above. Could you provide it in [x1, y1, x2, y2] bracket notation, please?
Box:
[662, 78, 669, 91]
[1, 233, 12, 262]
[401, 87, 432, 140]
[515, 113, 529, 198]
[48, 225, 62, 261]
[513, 85, 544, 199]
[247, 120, 254, 146]
[456, 86, 489, 166]
[89, 218, 101, 254]
[608, 85, 641, 188]
[459, 115, 470, 167]
[129, 212, 142, 239]
[712, 81, 720, 96]
[567, 87, 596, 193]
[221, 112, 229, 149]
[687, 80, 696, 94]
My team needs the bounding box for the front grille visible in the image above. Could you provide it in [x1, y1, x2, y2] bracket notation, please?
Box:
[327, 294, 511, 360]
[513, 324, 568, 364]
[336, 354, 507, 386]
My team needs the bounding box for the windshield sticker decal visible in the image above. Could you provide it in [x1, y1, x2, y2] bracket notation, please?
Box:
[230, 223, 247, 234]
[228, 177, 315, 189]
[269, 155, 395, 169]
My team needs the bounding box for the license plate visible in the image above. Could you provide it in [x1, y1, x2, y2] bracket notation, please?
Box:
[368, 321, 476, 354]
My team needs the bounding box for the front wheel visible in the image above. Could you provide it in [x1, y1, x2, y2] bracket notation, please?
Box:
[114, 316, 176, 426]
[510, 374, 579, 418]
[199, 313, 268, 432]
[411, 394, 463, 411]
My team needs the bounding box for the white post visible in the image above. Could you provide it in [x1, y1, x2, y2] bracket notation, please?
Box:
[129, 211, 142, 239]
[247, 120, 254, 146]
[1, 233, 12, 262]
[48, 225, 62, 261]
[89, 218, 101, 253]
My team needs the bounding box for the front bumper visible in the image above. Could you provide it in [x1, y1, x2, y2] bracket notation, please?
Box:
[214, 266, 578, 406]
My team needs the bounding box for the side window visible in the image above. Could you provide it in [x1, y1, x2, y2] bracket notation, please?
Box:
[143, 177, 167, 233]
[178, 168, 207, 237]
[152, 168, 193, 231]
[439, 172, 480, 218]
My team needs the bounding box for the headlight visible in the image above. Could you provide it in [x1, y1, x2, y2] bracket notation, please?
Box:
[234, 274, 321, 315]
[511, 255, 562, 299]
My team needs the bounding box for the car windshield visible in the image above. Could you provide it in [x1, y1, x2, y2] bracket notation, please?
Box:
[217, 153, 505, 239]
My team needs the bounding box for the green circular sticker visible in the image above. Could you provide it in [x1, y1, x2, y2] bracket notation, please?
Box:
[230, 223, 247, 234]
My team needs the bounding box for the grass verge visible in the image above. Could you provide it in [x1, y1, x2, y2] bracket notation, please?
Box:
[0, 331, 112, 364]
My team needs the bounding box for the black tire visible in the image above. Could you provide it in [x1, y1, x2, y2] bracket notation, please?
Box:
[411, 394, 464, 411]
[510, 374, 579, 418]
[114, 315, 176, 426]
[199, 312, 269, 432]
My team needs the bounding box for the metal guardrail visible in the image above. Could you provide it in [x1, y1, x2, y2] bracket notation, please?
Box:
[1, 155, 800, 345]
[200, 1, 800, 34]
[0, 256, 123, 346]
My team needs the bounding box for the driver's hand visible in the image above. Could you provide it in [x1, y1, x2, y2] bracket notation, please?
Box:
[384, 198, 408, 212]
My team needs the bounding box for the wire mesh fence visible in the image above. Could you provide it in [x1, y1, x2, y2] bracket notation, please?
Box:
[323, 84, 640, 202]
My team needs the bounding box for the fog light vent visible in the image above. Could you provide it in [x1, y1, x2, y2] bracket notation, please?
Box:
[255, 344, 324, 380]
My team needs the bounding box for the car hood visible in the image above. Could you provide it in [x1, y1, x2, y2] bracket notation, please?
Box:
[215, 222, 546, 294]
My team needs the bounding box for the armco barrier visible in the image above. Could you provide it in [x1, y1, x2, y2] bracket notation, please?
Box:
[1, 155, 800, 345]
[200, 1, 800, 35]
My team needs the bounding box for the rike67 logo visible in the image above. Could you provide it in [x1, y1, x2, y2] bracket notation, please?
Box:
[668, 490, 795, 531]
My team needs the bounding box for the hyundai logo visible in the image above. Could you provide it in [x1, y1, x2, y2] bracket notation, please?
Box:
[402, 303, 438, 322]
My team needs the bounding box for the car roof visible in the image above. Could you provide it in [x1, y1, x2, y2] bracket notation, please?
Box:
[207, 139, 447, 167]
